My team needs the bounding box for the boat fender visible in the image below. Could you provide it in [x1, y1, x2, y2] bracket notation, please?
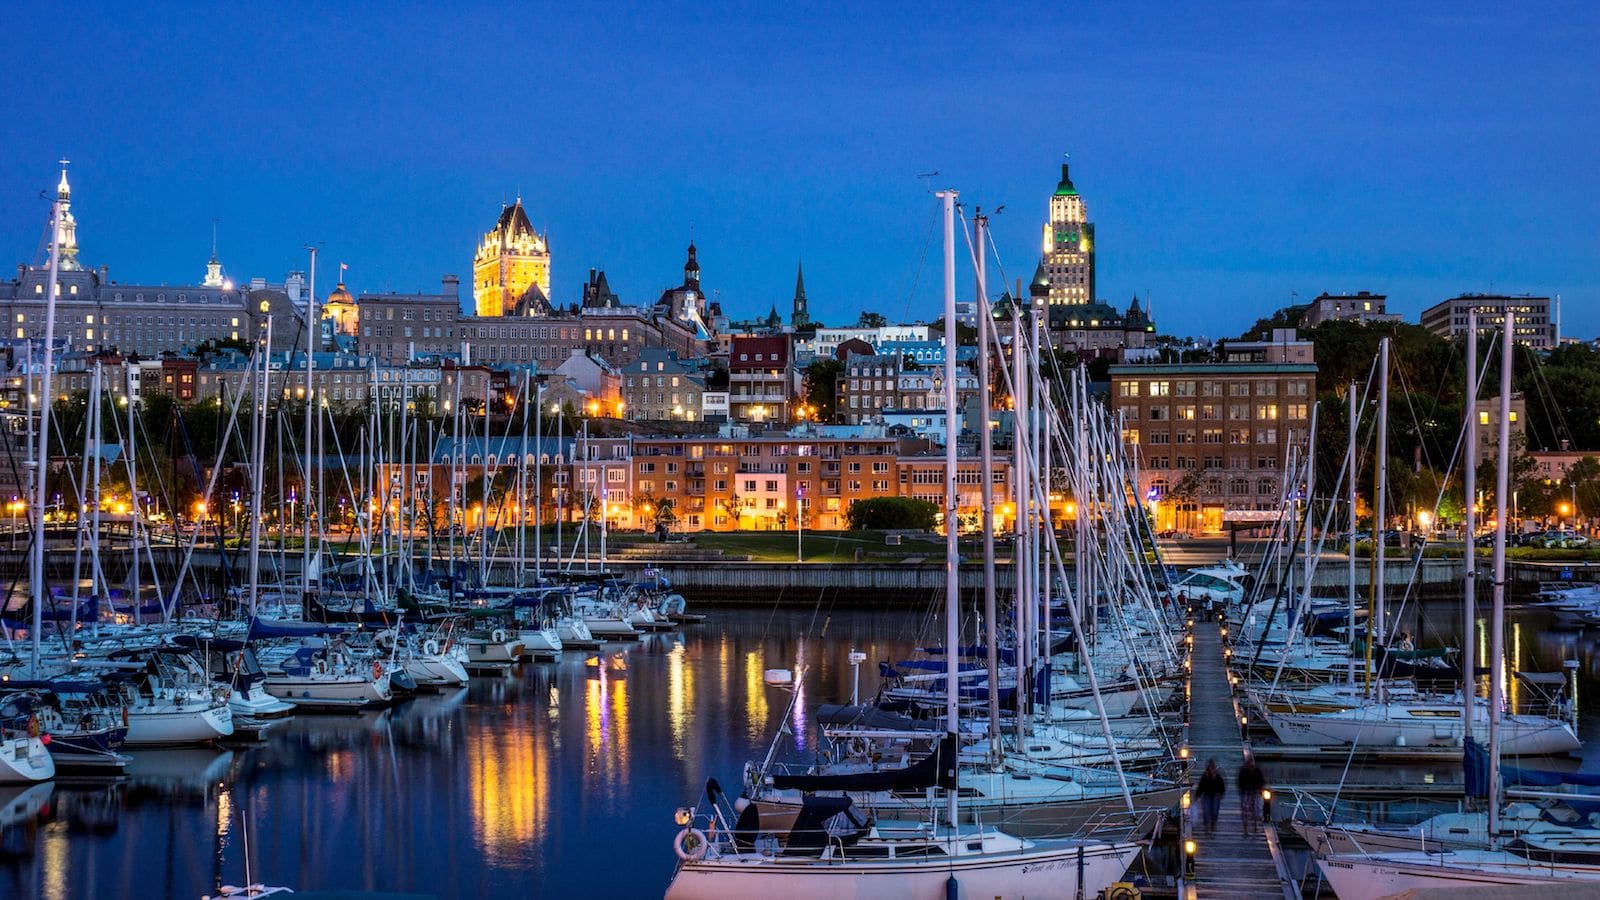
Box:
[121, 706, 130, 727]
[945, 875, 959, 900]
[26, 715, 40, 737]
[424, 639, 440, 656]
[673, 827, 709, 861]
[372, 661, 384, 681]
[491, 628, 507, 643]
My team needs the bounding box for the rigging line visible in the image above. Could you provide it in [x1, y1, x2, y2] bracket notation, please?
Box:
[1385, 346, 1493, 642]
[897, 201, 940, 326]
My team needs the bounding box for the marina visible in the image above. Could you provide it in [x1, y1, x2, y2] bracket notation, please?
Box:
[1, 6, 1594, 894]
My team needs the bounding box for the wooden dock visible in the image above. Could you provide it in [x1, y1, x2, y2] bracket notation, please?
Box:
[1182, 619, 1299, 899]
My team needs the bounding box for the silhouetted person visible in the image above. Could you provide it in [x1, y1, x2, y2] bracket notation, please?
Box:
[1195, 760, 1225, 834]
[1237, 757, 1267, 835]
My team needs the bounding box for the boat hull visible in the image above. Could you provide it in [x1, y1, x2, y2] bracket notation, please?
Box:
[1318, 850, 1595, 894]
[264, 675, 391, 709]
[0, 737, 55, 783]
[665, 839, 1140, 900]
[1267, 710, 1581, 755]
[123, 702, 235, 746]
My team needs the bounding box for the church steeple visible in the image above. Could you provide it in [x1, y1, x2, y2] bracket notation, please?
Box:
[684, 241, 700, 291]
[203, 219, 225, 288]
[791, 260, 810, 327]
[53, 161, 82, 271]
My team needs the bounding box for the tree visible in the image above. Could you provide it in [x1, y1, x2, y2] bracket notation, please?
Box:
[846, 497, 938, 530]
[856, 311, 888, 329]
[801, 358, 845, 422]
[929, 317, 977, 346]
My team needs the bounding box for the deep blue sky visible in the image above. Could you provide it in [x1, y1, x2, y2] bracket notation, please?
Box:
[1, 2, 1595, 339]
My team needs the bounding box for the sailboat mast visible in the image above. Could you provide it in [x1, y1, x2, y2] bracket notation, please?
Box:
[127, 367, 141, 625]
[1012, 303, 1030, 745]
[937, 188, 960, 827]
[535, 387, 543, 582]
[975, 210, 1000, 761]
[246, 316, 273, 619]
[303, 246, 318, 595]
[30, 165, 66, 674]
[1487, 314, 1513, 838]
[1462, 310, 1478, 728]
[1346, 381, 1357, 684]
[1371, 337, 1390, 686]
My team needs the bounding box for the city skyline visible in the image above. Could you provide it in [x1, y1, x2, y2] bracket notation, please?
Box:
[0, 3, 1594, 337]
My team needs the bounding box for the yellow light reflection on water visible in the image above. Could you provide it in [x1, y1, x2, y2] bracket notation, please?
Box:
[585, 664, 631, 783]
[467, 708, 549, 861]
[41, 821, 67, 900]
[745, 650, 768, 741]
[668, 641, 695, 757]
[217, 788, 233, 840]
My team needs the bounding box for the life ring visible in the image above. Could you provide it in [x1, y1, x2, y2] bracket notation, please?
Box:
[673, 827, 709, 861]
[491, 628, 507, 644]
[424, 639, 440, 656]
[372, 661, 384, 681]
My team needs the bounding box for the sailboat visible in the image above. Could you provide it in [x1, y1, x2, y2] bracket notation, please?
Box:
[664, 191, 1143, 899]
[1315, 315, 1600, 894]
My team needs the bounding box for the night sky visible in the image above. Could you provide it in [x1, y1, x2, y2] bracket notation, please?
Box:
[1, 2, 1595, 338]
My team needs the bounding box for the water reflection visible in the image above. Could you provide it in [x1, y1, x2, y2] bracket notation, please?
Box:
[0, 608, 945, 897]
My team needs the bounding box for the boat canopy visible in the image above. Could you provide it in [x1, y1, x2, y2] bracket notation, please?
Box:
[816, 703, 941, 732]
[772, 734, 959, 793]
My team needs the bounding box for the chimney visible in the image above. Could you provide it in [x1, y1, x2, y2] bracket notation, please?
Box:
[442, 274, 460, 297]
[16, 264, 24, 283]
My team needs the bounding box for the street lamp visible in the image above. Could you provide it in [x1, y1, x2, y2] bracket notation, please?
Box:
[796, 483, 807, 562]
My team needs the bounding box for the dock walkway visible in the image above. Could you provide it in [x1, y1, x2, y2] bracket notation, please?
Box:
[1184, 619, 1297, 899]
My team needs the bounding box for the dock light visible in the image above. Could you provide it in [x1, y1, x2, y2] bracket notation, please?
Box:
[1225, 648, 1232, 659]
[1186, 635, 1193, 646]
[1182, 791, 1191, 810]
[1221, 627, 1228, 637]
[1240, 715, 1248, 725]
[675, 808, 692, 826]
[1184, 839, 1197, 876]
[1180, 746, 1190, 760]
[1261, 789, 1272, 820]
[1187, 618, 1194, 628]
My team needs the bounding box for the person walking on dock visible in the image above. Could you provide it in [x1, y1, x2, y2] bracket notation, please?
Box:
[1237, 756, 1267, 835]
[1195, 759, 1225, 834]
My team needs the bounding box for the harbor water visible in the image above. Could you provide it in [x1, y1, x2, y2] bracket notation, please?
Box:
[0, 609, 943, 899]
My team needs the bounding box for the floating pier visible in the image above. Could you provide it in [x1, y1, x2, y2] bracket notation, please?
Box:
[1182, 619, 1298, 899]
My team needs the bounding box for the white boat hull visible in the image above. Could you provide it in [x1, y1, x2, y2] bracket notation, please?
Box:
[558, 618, 601, 648]
[518, 628, 563, 658]
[1267, 708, 1581, 755]
[406, 654, 470, 687]
[0, 737, 55, 783]
[228, 686, 296, 719]
[125, 702, 235, 746]
[1319, 849, 1600, 894]
[265, 674, 391, 708]
[583, 616, 640, 640]
[666, 838, 1140, 900]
